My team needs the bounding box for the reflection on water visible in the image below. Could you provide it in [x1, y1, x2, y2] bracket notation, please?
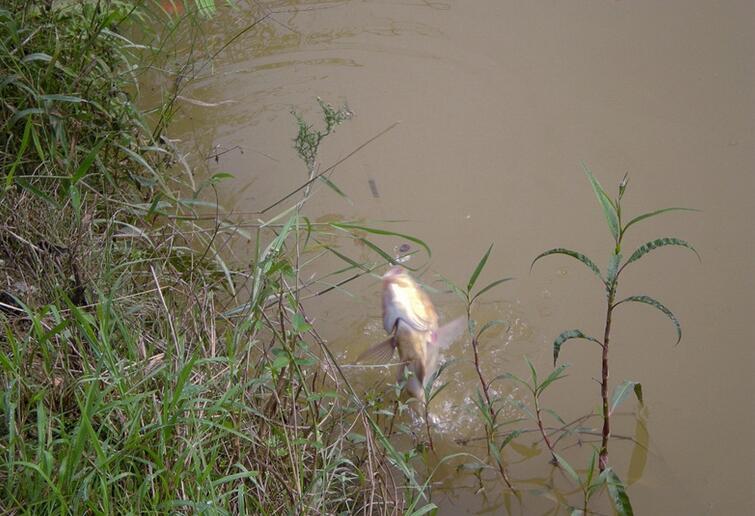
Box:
[149, 0, 755, 513]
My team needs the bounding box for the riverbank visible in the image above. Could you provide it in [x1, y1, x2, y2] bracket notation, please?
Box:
[0, 2, 425, 512]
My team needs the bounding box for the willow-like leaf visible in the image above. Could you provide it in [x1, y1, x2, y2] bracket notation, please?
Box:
[553, 452, 580, 484]
[609, 380, 642, 416]
[499, 430, 522, 450]
[330, 222, 432, 259]
[606, 252, 622, 288]
[583, 165, 620, 242]
[600, 468, 634, 516]
[553, 330, 602, 366]
[622, 207, 698, 236]
[468, 243, 494, 292]
[492, 372, 529, 390]
[472, 277, 513, 302]
[614, 295, 681, 345]
[624, 237, 700, 268]
[319, 176, 352, 204]
[537, 363, 569, 395]
[531, 248, 602, 281]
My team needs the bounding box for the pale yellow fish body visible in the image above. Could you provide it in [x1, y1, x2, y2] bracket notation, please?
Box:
[377, 266, 463, 403]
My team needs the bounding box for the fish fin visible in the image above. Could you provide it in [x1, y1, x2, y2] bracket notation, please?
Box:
[434, 317, 466, 350]
[356, 337, 396, 364]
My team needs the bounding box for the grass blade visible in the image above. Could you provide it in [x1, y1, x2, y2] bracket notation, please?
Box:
[468, 243, 493, 292]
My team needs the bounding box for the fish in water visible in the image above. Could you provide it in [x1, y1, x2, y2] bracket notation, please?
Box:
[358, 266, 464, 403]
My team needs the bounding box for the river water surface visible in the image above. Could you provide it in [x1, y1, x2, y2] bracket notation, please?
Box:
[150, 1, 754, 513]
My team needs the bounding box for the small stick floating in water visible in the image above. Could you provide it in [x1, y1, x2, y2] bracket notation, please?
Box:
[368, 178, 380, 198]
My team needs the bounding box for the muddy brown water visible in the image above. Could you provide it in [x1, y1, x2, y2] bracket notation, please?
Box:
[149, 1, 754, 513]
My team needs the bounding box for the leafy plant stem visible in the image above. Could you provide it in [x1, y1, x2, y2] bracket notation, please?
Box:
[600, 279, 617, 471]
[533, 391, 557, 463]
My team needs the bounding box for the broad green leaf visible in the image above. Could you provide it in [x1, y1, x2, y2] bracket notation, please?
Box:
[609, 380, 642, 416]
[622, 207, 698, 235]
[614, 295, 681, 344]
[553, 452, 580, 484]
[468, 243, 493, 292]
[531, 248, 602, 281]
[600, 468, 634, 516]
[624, 237, 700, 267]
[553, 330, 602, 366]
[471, 277, 514, 302]
[583, 165, 619, 242]
[291, 313, 311, 334]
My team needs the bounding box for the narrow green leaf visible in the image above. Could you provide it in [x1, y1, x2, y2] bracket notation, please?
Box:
[408, 503, 437, 516]
[537, 363, 569, 395]
[39, 94, 86, 103]
[531, 248, 602, 281]
[553, 452, 580, 484]
[600, 468, 634, 516]
[21, 52, 52, 63]
[72, 139, 107, 185]
[606, 253, 621, 287]
[499, 429, 522, 450]
[583, 164, 620, 242]
[610, 380, 641, 416]
[468, 243, 494, 292]
[624, 237, 700, 267]
[471, 277, 514, 302]
[623, 207, 698, 235]
[633, 383, 644, 406]
[491, 371, 529, 390]
[614, 295, 682, 345]
[6, 116, 32, 189]
[553, 330, 602, 366]
[475, 319, 507, 340]
[524, 356, 537, 385]
[319, 176, 352, 204]
[330, 222, 431, 259]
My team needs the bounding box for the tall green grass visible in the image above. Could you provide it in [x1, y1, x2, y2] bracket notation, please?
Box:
[1, 2, 437, 513]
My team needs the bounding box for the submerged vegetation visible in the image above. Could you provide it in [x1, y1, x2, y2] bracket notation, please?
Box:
[1, 1, 698, 514]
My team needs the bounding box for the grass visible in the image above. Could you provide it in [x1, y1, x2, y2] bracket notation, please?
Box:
[0, 2, 437, 513]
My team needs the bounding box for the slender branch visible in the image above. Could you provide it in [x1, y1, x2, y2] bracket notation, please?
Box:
[599, 286, 616, 471]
